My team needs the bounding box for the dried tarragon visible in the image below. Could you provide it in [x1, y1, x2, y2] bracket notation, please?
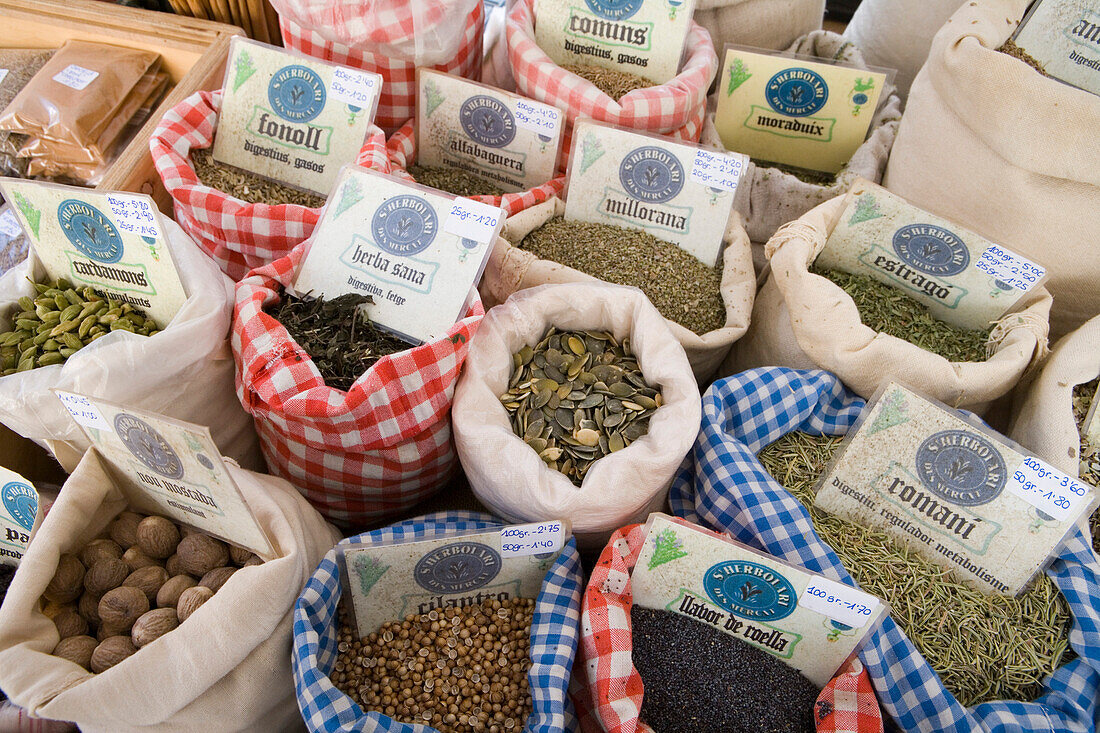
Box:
[500, 327, 662, 486]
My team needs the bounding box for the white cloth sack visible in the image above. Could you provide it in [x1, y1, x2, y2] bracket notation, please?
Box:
[453, 282, 700, 547]
[702, 30, 903, 250]
[694, 0, 824, 52]
[884, 0, 1100, 340]
[0, 449, 339, 732]
[725, 194, 1053, 411]
[843, 0, 965, 97]
[480, 197, 755, 382]
[0, 219, 262, 473]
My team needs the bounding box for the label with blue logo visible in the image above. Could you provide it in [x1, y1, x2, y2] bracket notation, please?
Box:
[815, 382, 1098, 597]
[534, 0, 696, 84]
[564, 120, 744, 266]
[0, 180, 187, 330]
[631, 514, 885, 687]
[337, 522, 569, 637]
[60, 394, 274, 558]
[417, 70, 562, 194]
[293, 166, 503, 344]
[817, 180, 1046, 330]
[1012, 0, 1100, 97]
[714, 47, 889, 174]
[0, 467, 38, 567]
[213, 37, 382, 196]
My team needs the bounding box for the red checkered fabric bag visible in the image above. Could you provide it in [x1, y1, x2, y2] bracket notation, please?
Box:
[231, 243, 484, 526]
[150, 90, 391, 282]
[276, 1, 484, 134]
[506, 0, 717, 167]
[572, 523, 883, 733]
[386, 120, 566, 218]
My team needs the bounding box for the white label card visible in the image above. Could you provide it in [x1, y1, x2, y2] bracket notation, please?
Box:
[329, 67, 379, 107]
[1006, 456, 1093, 522]
[0, 70, 8, 86]
[0, 209, 21, 239]
[499, 521, 567, 558]
[444, 197, 504, 245]
[690, 149, 745, 193]
[975, 244, 1046, 293]
[514, 99, 561, 136]
[56, 392, 274, 558]
[799, 575, 880, 629]
[106, 194, 162, 240]
[52, 64, 98, 91]
[0, 466, 38, 567]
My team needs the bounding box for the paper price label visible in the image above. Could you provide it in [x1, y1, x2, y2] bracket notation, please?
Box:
[56, 391, 112, 431]
[514, 99, 561, 136]
[0, 70, 8, 85]
[690, 149, 746, 193]
[499, 521, 567, 558]
[53, 64, 98, 91]
[975, 244, 1045, 293]
[1006, 456, 1094, 522]
[0, 210, 20, 239]
[106, 194, 162, 240]
[444, 198, 503, 244]
[330, 67, 381, 108]
[799, 576, 880, 629]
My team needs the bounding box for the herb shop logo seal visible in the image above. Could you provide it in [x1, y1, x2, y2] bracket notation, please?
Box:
[704, 560, 796, 621]
[619, 147, 684, 203]
[765, 68, 829, 117]
[414, 542, 502, 593]
[584, 0, 644, 20]
[57, 200, 123, 264]
[268, 65, 326, 123]
[916, 430, 1007, 506]
[114, 413, 185, 480]
[1, 481, 36, 532]
[371, 195, 438, 256]
[460, 96, 516, 148]
[892, 224, 970, 277]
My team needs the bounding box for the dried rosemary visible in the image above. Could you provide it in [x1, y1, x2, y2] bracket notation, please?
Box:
[563, 64, 655, 101]
[190, 148, 326, 207]
[407, 164, 506, 198]
[266, 292, 409, 392]
[813, 267, 992, 362]
[519, 217, 725, 336]
[998, 40, 1049, 77]
[758, 431, 1073, 707]
[1072, 378, 1099, 552]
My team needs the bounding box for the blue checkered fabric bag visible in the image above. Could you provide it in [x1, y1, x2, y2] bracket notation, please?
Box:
[668, 367, 1100, 733]
[292, 511, 582, 732]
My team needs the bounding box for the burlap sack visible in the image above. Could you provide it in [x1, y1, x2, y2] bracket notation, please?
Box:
[1010, 315, 1100, 480]
[0, 219, 262, 474]
[884, 0, 1100, 340]
[480, 197, 755, 382]
[452, 282, 701, 547]
[725, 195, 1053, 411]
[0, 449, 339, 732]
[701, 31, 903, 250]
[693, 0, 824, 53]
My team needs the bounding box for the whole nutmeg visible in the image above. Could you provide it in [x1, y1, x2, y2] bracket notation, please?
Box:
[176, 585, 214, 623]
[84, 558, 129, 597]
[78, 593, 101, 625]
[198, 567, 236, 593]
[98, 586, 149, 630]
[79, 539, 123, 569]
[135, 516, 179, 560]
[90, 636, 137, 673]
[97, 622, 129, 642]
[243, 555, 263, 567]
[131, 608, 179, 648]
[53, 608, 88, 639]
[53, 635, 97, 670]
[228, 546, 252, 566]
[165, 554, 183, 577]
[122, 566, 169, 603]
[176, 534, 228, 577]
[122, 547, 161, 572]
[44, 554, 85, 604]
[156, 575, 197, 609]
[107, 512, 145, 549]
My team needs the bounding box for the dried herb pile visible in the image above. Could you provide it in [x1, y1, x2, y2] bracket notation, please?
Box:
[813, 267, 992, 362]
[407, 164, 506, 198]
[758, 431, 1072, 707]
[190, 148, 326, 207]
[563, 64, 655, 101]
[754, 159, 836, 186]
[1072, 378, 1099, 552]
[520, 217, 725, 335]
[632, 606, 818, 733]
[998, 40, 1049, 77]
[267, 292, 409, 392]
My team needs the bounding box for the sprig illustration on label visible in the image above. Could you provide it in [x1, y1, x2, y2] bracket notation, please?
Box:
[353, 554, 390, 596]
[333, 176, 364, 219]
[727, 58, 752, 96]
[12, 191, 40, 239]
[232, 50, 257, 92]
[424, 79, 446, 118]
[648, 528, 689, 569]
[867, 388, 910, 435]
[848, 193, 884, 226]
[579, 132, 606, 174]
[849, 77, 875, 116]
